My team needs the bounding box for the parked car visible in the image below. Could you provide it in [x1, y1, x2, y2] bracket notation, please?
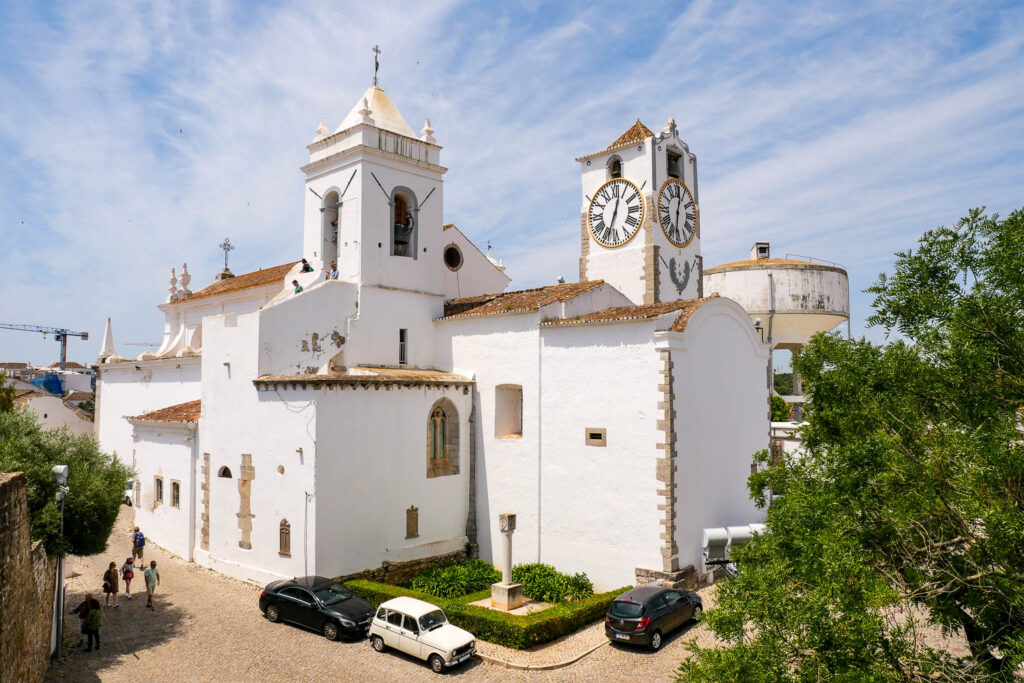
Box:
[369, 596, 476, 673]
[604, 585, 702, 651]
[259, 576, 375, 640]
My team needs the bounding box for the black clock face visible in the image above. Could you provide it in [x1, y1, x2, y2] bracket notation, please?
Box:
[658, 179, 698, 247]
[588, 178, 645, 248]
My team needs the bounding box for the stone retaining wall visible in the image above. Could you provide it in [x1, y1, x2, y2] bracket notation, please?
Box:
[335, 548, 467, 586]
[0, 472, 57, 683]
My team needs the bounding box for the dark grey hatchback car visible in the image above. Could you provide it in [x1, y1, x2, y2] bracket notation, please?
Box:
[604, 586, 702, 651]
[259, 575, 375, 641]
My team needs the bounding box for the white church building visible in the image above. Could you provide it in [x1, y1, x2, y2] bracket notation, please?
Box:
[93, 85, 769, 590]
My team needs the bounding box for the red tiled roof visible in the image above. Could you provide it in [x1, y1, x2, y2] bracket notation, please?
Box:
[129, 400, 201, 423]
[254, 367, 472, 388]
[540, 295, 720, 332]
[442, 281, 605, 319]
[607, 120, 654, 150]
[177, 263, 297, 303]
[0, 362, 28, 370]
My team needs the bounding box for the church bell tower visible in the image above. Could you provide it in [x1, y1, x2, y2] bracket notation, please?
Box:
[576, 118, 702, 304]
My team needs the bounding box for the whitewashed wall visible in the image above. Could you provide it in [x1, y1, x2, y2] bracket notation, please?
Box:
[439, 225, 511, 300]
[666, 298, 770, 572]
[198, 309, 318, 585]
[21, 396, 93, 436]
[539, 321, 665, 590]
[95, 360, 201, 465]
[312, 385, 472, 576]
[130, 424, 197, 560]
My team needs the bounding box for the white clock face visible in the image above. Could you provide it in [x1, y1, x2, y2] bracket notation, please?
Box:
[658, 179, 698, 247]
[588, 178, 645, 248]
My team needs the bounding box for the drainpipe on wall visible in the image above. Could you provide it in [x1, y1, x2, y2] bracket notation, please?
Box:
[537, 327, 543, 563]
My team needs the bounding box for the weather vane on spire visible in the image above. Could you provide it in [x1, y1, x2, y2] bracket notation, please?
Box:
[372, 45, 382, 86]
[219, 237, 235, 270]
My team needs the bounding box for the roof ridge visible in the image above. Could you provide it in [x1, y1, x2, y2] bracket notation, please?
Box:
[607, 119, 654, 150]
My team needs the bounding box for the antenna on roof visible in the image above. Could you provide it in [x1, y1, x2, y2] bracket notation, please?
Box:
[372, 45, 382, 86]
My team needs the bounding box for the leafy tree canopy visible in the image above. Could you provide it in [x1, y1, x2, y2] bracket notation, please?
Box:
[769, 394, 791, 421]
[680, 208, 1024, 681]
[0, 402, 130, 556]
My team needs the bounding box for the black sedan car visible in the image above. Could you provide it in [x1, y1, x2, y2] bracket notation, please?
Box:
[259, 575, 375, 640]
[604, 586, 702, 651]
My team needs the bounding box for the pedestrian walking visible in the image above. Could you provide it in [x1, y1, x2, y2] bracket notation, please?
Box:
[103, 562, 119, 607]
[132, 526, 145, 561]
[121, 556, 135, 598]
[144, 560, 161, 610]
[70, 593, 102, 651]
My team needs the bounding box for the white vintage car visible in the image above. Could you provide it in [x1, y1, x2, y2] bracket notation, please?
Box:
[368, 596, 476, 673]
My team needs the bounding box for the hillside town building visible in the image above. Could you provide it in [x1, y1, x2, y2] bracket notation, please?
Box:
[94, 85, 770, 590]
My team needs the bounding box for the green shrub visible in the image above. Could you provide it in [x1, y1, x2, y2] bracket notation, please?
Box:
[511, 563, 594, 603]
[409, 559, 501, 599]
[345, 578, 628, 649]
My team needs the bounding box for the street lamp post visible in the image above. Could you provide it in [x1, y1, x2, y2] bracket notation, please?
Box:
[52, 465, 69, 659]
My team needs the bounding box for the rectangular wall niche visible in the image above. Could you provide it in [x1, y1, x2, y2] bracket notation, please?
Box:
[495, 384, 523, 439]
[585, 428, 607, 447]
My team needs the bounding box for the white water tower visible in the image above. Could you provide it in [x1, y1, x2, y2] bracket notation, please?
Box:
[703, 242, 849, 415]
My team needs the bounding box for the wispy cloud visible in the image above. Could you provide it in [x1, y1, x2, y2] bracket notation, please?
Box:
[1, 0, 1022, 363]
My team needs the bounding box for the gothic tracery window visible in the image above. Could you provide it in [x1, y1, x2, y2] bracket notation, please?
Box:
[429, 407, 446, 460]
[426, 399, 459, 478]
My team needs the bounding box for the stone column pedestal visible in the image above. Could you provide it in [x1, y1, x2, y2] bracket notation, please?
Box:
[491, 512, 524, 611]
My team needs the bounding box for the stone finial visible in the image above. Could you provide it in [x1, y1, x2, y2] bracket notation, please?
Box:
[179, 262, 192, 297]
[168, 267, 178, 302]
[420, 117, 435, 144]
[98, 317, 116, 361]
[358, 97, 374, 125]
[315, 116, 329, 139]
[663, 116, 678, 136]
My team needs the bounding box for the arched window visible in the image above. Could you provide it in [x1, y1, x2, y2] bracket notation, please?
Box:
[608, 156, 623, 179]
[426, 398, 459, 478]
[279, 519, 291, 557]
[218, 466, 232, 478]
[322, 190, 340, 268]
[667, 149, 682, 179]
[391, 188, 417, 258]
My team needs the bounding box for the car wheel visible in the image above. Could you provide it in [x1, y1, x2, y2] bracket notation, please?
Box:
[692, 605, 703, 622]
[429, 654, 445, 673]
[265, 604, 280, 622]
[649, 630, 663, 651]
[323, 621, 340, 641]
[371, 635, 385, 652]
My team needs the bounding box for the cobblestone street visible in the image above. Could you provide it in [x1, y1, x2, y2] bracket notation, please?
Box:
[47, 507, 710, 682]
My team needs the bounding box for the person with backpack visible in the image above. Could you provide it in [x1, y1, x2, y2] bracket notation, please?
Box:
[70, 593, 102, 651]
[132, 526, 145, 561]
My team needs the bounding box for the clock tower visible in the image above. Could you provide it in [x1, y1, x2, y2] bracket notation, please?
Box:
[576, 118, 702, 304]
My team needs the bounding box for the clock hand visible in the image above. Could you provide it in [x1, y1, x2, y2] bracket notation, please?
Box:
[609, 197, 621, 231]
[674, 198, 681, 233]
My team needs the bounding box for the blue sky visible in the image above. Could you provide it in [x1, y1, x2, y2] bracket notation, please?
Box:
[1, 0, 1022, 366]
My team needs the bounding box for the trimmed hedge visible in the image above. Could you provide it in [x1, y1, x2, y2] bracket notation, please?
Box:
[409, 559, 500, 599]
[512, 563, 594, 603]
[346, 579, 630, 649]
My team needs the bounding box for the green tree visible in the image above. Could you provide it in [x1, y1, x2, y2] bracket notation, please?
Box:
[0, 371, 15, 413]
[680, 208, 1024, 681]
[769, 394, 791, 421]
[0, 407, 130, 555]
[773, 371, 793, 396]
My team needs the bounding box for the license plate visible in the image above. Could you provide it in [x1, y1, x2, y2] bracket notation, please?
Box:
[614, 633, 629, 640]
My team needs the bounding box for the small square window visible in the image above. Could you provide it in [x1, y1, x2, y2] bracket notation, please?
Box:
[155, 477, 164, 504]
[171, 481, 181, 508]
[585, 428, 607, 447]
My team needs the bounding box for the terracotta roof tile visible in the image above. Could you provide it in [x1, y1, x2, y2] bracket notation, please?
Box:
[254, 367, 471, 387]
[442, 281, 605, 319]
[705, 258, 846, 273]
[0, 362, 28, 370]
[607, 120, 654, 150]
[540, 295, 719, 332]
[176, 263, 298, 304]
[129, 399, 201, 423]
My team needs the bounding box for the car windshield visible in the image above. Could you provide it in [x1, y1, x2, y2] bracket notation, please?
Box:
[419, 609, 448, 631]
[609, 600, 644, 618]
[313, 583, 354, 606]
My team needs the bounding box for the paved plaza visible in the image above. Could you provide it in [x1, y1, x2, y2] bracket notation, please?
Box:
[47, 507, 712, 682]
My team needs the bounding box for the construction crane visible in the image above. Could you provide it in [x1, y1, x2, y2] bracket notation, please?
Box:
[0, 324, 89, 370]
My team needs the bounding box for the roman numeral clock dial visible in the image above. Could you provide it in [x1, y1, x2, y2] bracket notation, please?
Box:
[657, 178, 698, 247]
[587, 178, 645, 248]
